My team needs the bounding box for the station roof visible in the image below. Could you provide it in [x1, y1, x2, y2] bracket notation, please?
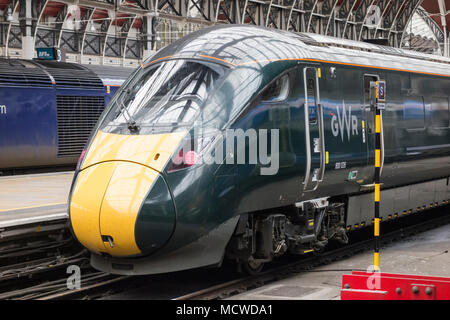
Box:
[0, 1, 447, 34]
[0, 0, 447, 56]
[421, 0, 450, 32]
[0, 0, 145, 29]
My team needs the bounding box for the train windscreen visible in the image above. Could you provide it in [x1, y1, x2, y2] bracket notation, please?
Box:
[99, 59, 227, 134]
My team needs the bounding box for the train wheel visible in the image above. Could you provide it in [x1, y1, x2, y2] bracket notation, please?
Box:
[240, 258, 264, 275]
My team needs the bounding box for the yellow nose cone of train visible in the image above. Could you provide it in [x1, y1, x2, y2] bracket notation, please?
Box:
[70, 161, 160, 256]
[69, 130, 186, 257]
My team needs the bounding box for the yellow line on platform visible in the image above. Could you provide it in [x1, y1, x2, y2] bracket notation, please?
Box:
[0, 202, 67, 213]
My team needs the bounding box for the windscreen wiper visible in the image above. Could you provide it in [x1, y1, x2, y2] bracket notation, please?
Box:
[118, 96, 140, 133]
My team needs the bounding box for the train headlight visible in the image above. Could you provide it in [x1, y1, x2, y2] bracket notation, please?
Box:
[184, 150, 198, 166]
[168, 148, 199, 172]
[167, 135, 214, 173]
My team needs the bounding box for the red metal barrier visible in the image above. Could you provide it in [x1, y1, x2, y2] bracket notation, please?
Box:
[341, 271, 450, 300]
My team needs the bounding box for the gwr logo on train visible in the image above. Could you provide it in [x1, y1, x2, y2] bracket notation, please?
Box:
[331, 101, 359, 142]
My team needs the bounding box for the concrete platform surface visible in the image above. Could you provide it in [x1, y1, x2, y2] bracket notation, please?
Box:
[0, 172, 73, 227]
[228, 223, 450, 300]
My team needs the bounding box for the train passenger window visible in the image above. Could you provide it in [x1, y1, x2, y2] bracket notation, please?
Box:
[403, 96, 425, 129]
[261, 73, 290, 102]
[431, 97, 450, 128]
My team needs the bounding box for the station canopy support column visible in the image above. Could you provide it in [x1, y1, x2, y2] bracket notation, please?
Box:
[20, 0, 35, 59]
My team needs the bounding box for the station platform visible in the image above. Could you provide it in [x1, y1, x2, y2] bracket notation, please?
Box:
[0, 172, 73, 228]
[228, 223, 450, 300]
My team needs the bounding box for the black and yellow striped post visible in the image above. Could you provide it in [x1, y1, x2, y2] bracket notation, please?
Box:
[374, 109, 381, 271]
[373, 80, 385, 272]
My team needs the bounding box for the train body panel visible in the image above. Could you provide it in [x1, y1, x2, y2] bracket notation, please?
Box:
[233, 61, 450, 214]
[0, 86, 56, 168]
[67, 25, 450, 274]
[0, 59, 133, 171]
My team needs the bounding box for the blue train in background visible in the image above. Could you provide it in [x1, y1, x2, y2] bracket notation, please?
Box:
[0, 59, 133, 173]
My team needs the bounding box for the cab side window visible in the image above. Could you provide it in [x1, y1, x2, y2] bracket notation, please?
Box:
[261, 73, 291, 103]
[234, 70, 294, 123]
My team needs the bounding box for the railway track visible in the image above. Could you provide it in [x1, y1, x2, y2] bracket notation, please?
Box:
[0, 218, 94, 299]
[1, 206, 449, 300]
[174, 208, 450, 300]
[1, 272, 128, 300]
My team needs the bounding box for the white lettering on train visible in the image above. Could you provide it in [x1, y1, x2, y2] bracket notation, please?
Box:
[331, 101, 358, 141]
[0, 105, 6, 115]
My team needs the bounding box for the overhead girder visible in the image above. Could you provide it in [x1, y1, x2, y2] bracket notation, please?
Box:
[155, 0, 217, 26]
[56, 3, 69, 48]
[323, 0, 341, 37]
[112, 0, 436, 52]
[338, 0, 358, 40]
[411, 5, 444, 55]
[4, 0, 19, 56]
[188, 0, 216, 21]
[415, 5, 444, 43]
[101, 9, 114, 60]
[80, 7, 96, 58]
[184, 0, 416, 46]
[394, 0, 423, 47]
[18, 0, 32, 37]
[57, 0, 152, 15]
[353, 0, 376, 41]
[403, 32, 438, 53]
[33, 0, 50, 43]
[306, 0, 322, 34]
[121, 13, 138, 63]
[3, 0, 448, 62]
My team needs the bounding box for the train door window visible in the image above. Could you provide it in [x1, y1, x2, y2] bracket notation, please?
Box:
[403, 96, 425, 129]
[363, 75, 378, 133]
[307, 78, 317, 124]
[431, 97, 450, 128]
[364, 76, 377, 107]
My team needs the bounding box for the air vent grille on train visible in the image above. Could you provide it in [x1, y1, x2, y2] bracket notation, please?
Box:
[32, 60, 105, 90]
[56, 95, 105, 157]
[0, 70, 53, 87]
[51, 72, 104, 89]
[49, 69, 104, 89]
[0, 59, 53, 87]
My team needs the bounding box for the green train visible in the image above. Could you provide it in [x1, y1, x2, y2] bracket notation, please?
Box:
[69, 25, 450, 275]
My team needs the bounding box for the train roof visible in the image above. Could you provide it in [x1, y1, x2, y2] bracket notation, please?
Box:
[151, 24, 450, 78]
[0, 58, 132, 89]
[82, 64, 134, 80]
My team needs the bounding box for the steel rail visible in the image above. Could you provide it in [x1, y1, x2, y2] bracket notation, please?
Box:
[174, 210, 450, 300]
[0, 271, 111, 300]
[3, 208, 449, 300]
[37, 275, 131, 300]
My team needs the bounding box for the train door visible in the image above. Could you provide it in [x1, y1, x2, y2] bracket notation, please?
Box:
[362, 74, 383, 184]
[302, 67, 326, 192]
